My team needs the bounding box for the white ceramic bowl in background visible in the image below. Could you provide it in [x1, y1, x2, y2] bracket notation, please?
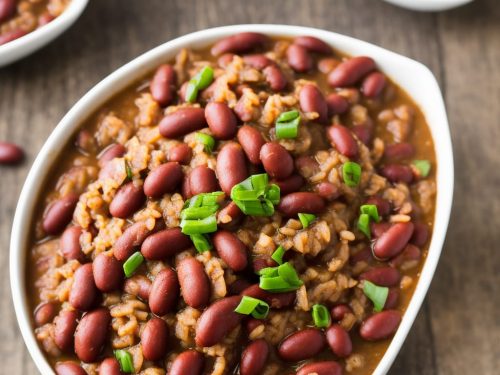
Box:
[9, 24, 454, 375]
[0, 0, 88, 67]
[382, 0, 474, 11]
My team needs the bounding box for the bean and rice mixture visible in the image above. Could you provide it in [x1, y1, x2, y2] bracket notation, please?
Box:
[0, 0, 70, 45]
[28, 33, 436, 375]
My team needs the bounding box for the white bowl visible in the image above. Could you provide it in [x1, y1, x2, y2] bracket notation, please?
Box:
[382, 0, 473, 11]
[0, 0, 88, 67]
[9, 24, 454, 375]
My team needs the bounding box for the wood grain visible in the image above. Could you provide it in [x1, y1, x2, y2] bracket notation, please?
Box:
[0, 0, 498, 374]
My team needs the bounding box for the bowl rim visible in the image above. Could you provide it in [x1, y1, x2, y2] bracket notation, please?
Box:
[9, 24, 453, 375]
[0, 0, 88, 67]
[381, 0, 473, 11]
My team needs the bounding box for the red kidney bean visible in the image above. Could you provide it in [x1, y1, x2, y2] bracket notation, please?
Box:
[352, 124, 373, 146]
[213, 230, 248, 272]
[299, 84, 328, 124]
[144, 162, 183, 198]
[331, 304, 352, 322]
[263, 64, 288, 92]
[0, 29, 26, 45]
[252, 257, 277, 274]
[384, 288, 400, 310]
[326, 324, 352, 358]
[380, 164, 414, 184]
[60, 226, 85, 262]
[98, 143, 126, 167]
[360, 267, 401, 287]
[326, 93, 349, 116]
[278, 192, 325, 216]
[182, 173, 192, 198]
[218, 53, 235, 67]
[74, 307, 111, 362]
[189, 165, 220, 196]
[170, 350, 205, 375]
[318, 57, 340, 74]
[350, 246, 373, 265]
[389, 243, 422, 268]
[218, 201, 244, 229]
[168, 143, 192, 165]
[55, 362, 86, 375]
[159, 108, 207, 138]
[141, 228, 191, 260]
[43, 194, 78, 235]
[195, 296, 243, 347]
[296, 361, 343, 375]
[237, 125, 265, 165]
[228, 279, 252, 295]
[272, 174, 304, 195]
[216, 142, 248, 195]
[278, 328, 326, 362]
[373, 222, 414, 259]
[365, 196, 391, 217]
[241, 284, 295, 309]
[295, 156, 319, 178]
[211, 32, 268, 55]
[327, 124, 358, 158]
[205, 102, 238, 140]
[384, 143, 415, 161]
[34, 302, 57, 327]
[260, 142, 294, 180]
[69, 263, 98, 311]
[240, 339, 269, 375]
[141, 317, 169, 361]
[124, 275, 151, 301]
[360, 310, 402, 341]
[99, 358, 124, 375]
[0, 0, 16, 23]
[109, 182, 145, 218]
[243, 54, 272, 69]
[150, 64, 176, 106]
[287, 43, 313, 73]
[315, 181, 341, 201]
[0, 141, 24, 164]
[149, 268, 179, 316]
[294, 36, 332, 54]
[93, 253, 123, 292]
[362, 71, 386, 98]
[178, 257, 210, 309]
[371, 222, 391, 239]
[113, 222, 150, 261]
[328, 56, 376, 87]
[54, 310, 79, 352]
[411, 222, 430, 247]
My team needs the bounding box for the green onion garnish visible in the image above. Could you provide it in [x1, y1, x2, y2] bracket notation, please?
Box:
[185, 82, 199, 103]
[342, 161, 362, 187]
[298, 213, 316, 229]
[311, 304, 331, 328]
[190, 233, 212, 253]
[271, 246, 286, 265]
[259, 262, 303, 292]
[360, 204, 380, 223]
[230, 173, 280, 216]
[234, 296, 270, 319]
[363, 280, 389, 312]
[357, 213, 371, 239]
[114, 349, 134, 373]
[185, 66, 214, 103]
[123, 252, 144, 278]
[195, 132, 215, 153]
[125, 160, 133, 180]
[180, 214, 217, 235]
[181, 205, 218, 220]
[412, 160, 431, 178]
[276, 110, 300, 139]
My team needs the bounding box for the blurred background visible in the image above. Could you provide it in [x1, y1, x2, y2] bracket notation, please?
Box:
[1, 0, 499, 374]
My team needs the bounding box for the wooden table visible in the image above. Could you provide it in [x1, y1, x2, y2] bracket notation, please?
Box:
[1, 0, 498, 373]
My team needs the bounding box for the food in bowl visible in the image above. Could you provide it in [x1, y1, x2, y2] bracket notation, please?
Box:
[28, 32, 436, 374]
[0, 0, 70, 45]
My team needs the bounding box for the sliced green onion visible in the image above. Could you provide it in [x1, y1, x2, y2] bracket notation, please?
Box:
[265, 184, 281, 204]
[181, 205, 218, 220]
[412, 160, 431, 178]
[363, 280, 389, 312]
[258, 266, 279, 277]
[278, 262, 303, 287]
[311, 304, 331, 328]
[360, 204, 380, 223]
[276, 110, 300, 139]
[234, 296, 270, 319]
[230, 174, 280, 217]
[231, 189, 261, 201]
[190, 233, 212, 253]
[193, 66, 214, 90]
[259, 276, 299, 292]
[125, 160, 133, 180]
[298, 213, 316, 229]
[250, 173, 268, 192]
[195, 132, 215, 153]
[342, 161, 362, 187]
[357, 213, 371, 239]
[123, 252, 144, 278]
[180, 214, 217, 235]
[259, 262, 303, 292]
[114, 349, 134, 373]
[201, 191, 224, 206]
[185, 81, 199, 103]
[271, 246, 286, 265]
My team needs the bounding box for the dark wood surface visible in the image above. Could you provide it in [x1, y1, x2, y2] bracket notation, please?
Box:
[1, 0, 499, 373]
